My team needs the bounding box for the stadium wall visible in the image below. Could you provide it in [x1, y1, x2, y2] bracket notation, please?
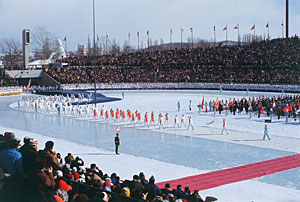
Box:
[0, 87, 22, 96]
[61, 83, 300, 93]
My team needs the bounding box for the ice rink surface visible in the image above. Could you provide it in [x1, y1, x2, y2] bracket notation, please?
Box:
[1, 89, 300, 202]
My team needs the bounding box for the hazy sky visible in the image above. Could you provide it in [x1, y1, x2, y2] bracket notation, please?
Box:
[1, 0, 300, 51]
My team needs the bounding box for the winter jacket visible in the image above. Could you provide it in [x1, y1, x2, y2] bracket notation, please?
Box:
[0, 148, 23, 175]
[20, 146, 38, 173]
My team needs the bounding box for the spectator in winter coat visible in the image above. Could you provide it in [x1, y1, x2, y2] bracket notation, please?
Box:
[27, 154, 55, 192]
[38, 141, 60, 170]
[161, 183, 173, 195]
[131, 175, 144, 192]
[139, 172, 148, 186]
[145, 175, 162, 201]
[0, 135, 23, 176]
[189, 190, 204, 202]
[64, 153, 74, 165]
[71, 156, 84, 170]
[20, 138, 39, 174]
[176, 185, 184, 199]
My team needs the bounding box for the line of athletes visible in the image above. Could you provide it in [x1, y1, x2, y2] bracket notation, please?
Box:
[93, 106, 194, 130]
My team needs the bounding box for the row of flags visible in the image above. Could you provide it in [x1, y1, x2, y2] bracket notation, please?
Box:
[223, 23, 269, 31]
[62, 23, 271, 42]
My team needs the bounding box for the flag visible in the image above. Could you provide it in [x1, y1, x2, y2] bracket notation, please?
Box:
[214, 98, 219, 109]
[190, 27, 193, 32]
[251, 25, 255, 30]
[283, 104, 290, 112]
[147, 31, 149, 36]
[228, 101, 233, 107]
[272, 101, 276, 111]
[266, 23, 269, 28]
[63, 36, 67, 42]
[181, 28, 184, 32]
[258, 103, 264, 114]
[97, 34, 99, 41]
[223, 25, 227, 31]
[201, 96, 204, 109]
[207, 120, 216, 125]
[234, 24, 239, 29]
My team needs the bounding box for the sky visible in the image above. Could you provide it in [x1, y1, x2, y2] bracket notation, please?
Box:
[1, 0, 300, 51]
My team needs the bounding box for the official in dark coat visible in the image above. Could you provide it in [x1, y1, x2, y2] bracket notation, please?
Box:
[115, 133, 120, 155]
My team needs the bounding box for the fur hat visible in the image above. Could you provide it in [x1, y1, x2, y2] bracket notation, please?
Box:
[28, 138, 38, 146]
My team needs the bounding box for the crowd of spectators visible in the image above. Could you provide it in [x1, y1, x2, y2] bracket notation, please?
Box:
[0, 132, 217, 202]
[212, 94, 300, 120]
[0, 68, 17, 87]
[47, 37, 300, 85]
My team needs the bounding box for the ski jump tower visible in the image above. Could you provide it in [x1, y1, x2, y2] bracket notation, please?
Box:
[22, 29, 30, 69]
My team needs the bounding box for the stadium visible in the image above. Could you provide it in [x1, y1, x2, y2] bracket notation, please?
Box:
[1, 1, 300, 202]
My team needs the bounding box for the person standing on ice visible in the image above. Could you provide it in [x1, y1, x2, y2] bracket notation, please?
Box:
[263, 124, 271, 140]
[150, 112, 155, 126]
[189, 100, 192, 111]
[158, 113, 164, 129]
[221, 117, 229, 135]
[177, 101, 181, 112]
[187, 116, 194, 130]
[174, 115, 180, 128]
[180, 114, 186, 128]
[144, 112, 149, 126]
[164, 113, 169, 125]
[115, 133, 120, 155]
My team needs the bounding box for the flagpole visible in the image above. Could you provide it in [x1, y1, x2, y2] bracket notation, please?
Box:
[128, 32, 130, 47]
[213, 26, 216, 47]
[105, 33, 108, 54]
[282, 20, 284, 38]
[238, 24, 240, 45]
[170, 29, 172, 50]
[268, 23, 270, 40]
[147, 31, 150, 52]
[254, 25, 256, 40]
[191, 28, 193, 49]
[92, 0, 97, 106]
[137, 32, 140, 52]
[180, 29, 183, 49]
[226, 25, 228, 46]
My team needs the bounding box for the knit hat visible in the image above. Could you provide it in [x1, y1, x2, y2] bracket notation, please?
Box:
[28, 138, 38, 146]
[100, 192, 109, 201]
[54, 189, 69, 202]
[4, 132, 16, 141]
[57, 170, 63, 178]
[53, 195, 64, 202]
[73, 193, 89, 202]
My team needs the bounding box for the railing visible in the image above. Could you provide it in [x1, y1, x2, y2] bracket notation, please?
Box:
[60, 82, 300, 93]
[0, 86, 22, 96]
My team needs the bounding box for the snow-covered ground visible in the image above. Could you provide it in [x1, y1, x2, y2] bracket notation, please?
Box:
[1, 90, 300, 202]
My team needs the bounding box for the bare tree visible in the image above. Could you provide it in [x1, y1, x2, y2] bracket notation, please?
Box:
[123, 40, 131, 54]
[32, 25, 56, 60]
[0, 38, 22, 69]
[110, 39, 120, 55]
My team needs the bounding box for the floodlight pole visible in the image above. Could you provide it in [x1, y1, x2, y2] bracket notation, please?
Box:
[286, 0, 289, 38]
[93, 0, 97, 106]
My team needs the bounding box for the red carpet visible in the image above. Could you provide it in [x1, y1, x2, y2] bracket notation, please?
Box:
[156, 154, 300, 191]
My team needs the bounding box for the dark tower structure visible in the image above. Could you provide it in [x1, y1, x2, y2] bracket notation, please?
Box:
[286, 0, 289, 38]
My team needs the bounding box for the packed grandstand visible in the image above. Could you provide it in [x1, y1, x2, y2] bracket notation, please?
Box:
[46, 37, 300, 85]
[1, 38, 300, 87]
